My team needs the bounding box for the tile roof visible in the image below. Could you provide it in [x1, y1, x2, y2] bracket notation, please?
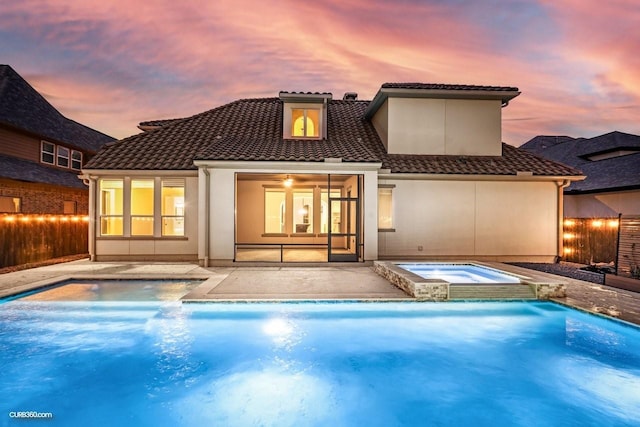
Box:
[138, 118, 186, 130]
[376, 144, 581, 176]
[85, 92, 581, 178]
[521, 131, 640, 192]
[0, 65, 114, 152]
[0, 154, 86, 189]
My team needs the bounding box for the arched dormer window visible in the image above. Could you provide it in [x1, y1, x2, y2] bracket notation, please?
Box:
[292, 109, 319, 138]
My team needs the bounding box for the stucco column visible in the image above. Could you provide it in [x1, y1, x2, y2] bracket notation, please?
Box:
[363, 170, 378, 261]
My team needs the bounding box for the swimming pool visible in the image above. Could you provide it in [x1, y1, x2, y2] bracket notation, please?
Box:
[1, 290, 639, 426]
[398, 263, 521, 284]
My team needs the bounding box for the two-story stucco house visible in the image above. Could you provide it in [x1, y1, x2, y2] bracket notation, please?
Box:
[82, 83, 583, 265]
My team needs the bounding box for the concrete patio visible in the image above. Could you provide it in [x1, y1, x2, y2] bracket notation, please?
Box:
[0, 259, 639, 325]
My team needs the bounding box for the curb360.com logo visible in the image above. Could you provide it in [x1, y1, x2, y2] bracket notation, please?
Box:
[9, 411, 53, 419]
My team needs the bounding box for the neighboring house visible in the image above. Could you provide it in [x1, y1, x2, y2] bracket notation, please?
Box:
[0, 65, 115, 215]
[82, 83, 583, 265]
[521, 131, 640, 217]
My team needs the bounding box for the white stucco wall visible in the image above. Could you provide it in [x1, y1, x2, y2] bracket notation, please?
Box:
[375, 98, 503, 156]
[377, 178, 559, 261]
[564, 190, 640, 217]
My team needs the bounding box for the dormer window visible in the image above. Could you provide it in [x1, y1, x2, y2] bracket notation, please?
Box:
[292, 109, 320, 138]
[280, 91, 331, 140]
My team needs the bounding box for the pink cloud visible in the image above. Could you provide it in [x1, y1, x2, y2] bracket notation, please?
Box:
[2, 0, 639, 144]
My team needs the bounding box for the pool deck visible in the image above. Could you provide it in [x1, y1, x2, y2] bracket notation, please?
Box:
[1, 259, 639, 325]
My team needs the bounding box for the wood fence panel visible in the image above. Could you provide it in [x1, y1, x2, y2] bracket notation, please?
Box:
[0, 215, 88, 268]
[617, 216, 640, 278]
[562, 218, 618, 265]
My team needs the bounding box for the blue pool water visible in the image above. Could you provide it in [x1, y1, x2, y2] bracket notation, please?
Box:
[1, 288, 640, 426]
[399, 263, 521, 284]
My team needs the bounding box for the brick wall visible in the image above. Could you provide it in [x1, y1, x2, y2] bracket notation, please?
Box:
[0, 178, 88, 214]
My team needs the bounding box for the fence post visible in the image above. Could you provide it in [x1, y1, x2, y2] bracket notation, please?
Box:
[614, 213, 622, 276]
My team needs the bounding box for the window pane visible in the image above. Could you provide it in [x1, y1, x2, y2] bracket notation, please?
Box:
[306, 109, 319, 137]
[131, 217, 154, 235]
[131, 180, 154, 215]
[265, 190, 285, 233]
[41, 142, 54, 164]
[101, 217, 123, 235]
[378, 188, 393, 229]
[57, 146, 69, 167]
[100, 180, 123, 215]
[293, 190, 313, 233]
[162, 179, 185, 236]
[291, 109, 305, 137]
[320, 190, 341, 233]
[131, 180, 154, 235]
[71, 150, 82, 170]
[162, 217, 184, 236]
[63, 201, 77, 215]
[291, 109, 320, 137]
[100, 180, 123, 235]
[162, 180, 185, 215]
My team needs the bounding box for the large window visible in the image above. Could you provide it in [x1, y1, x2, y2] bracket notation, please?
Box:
[293, 190, 313, 233]
[162, 179, 185, 236]
[378, 187, 394, 230]
[131, 179, 154, 235]
[100, 179, 124, 235]
[291, 109, 320, 138]
[41, 141, 55, 165]
[265, 189, 286, 234]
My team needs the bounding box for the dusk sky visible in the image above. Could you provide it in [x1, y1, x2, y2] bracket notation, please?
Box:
[2, 0, 639, 145]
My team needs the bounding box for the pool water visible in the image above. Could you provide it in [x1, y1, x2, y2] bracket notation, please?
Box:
[399, 263, 521, 284]
[16, 279, 202, 302]
[1, 295, 639, 426]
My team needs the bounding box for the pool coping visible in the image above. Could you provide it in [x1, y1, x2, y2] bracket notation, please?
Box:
[1, 260, 639, 326]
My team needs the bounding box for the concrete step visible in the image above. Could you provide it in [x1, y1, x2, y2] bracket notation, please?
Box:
[449, 284, 536, 300]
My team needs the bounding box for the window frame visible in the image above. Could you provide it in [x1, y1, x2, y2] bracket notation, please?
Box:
[282, 102, 325, 140]
[130, 179, 155, 236]
[378, 185, 395, 231]
[71, 150, 83, 170]
[41, 141, 55, 165]
[0, 196, 21, 213]
[161, 179, 186, 237]
[57, 146, 70, 168]
[99, 179, 124, 236]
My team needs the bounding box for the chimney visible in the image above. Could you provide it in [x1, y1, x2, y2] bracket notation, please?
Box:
[342, 92, 358, 101]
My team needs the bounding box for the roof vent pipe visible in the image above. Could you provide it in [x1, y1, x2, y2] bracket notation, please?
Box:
[343, 92, 358, 101]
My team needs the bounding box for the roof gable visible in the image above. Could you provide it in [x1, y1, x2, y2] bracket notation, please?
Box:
[0, 65, 114, 152]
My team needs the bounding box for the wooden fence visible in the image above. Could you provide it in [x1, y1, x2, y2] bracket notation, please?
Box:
[562, 216, 640, 278]
[562, 218, 619, 265]
[617, 216, 640, 278]
[0, 214, 88, 268]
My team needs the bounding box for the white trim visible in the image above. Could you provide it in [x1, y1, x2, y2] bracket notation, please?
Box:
[377, 172, 585, 182]
[82, 169, 197, 177]
[193, 160, 383, 172]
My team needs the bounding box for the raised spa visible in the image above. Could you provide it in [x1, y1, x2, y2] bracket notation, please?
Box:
[398, 263, 521, 284]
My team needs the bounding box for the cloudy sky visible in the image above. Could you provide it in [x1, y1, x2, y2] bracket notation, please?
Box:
[2, 0, 639, 145]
